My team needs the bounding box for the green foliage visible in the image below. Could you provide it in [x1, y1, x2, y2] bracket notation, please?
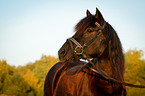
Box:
[3, 72, 33, 96]
[33, 55, 58, 82]
[4, 85, 20, 96]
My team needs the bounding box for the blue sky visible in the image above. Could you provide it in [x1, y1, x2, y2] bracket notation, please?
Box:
[0, 0, 145, 66]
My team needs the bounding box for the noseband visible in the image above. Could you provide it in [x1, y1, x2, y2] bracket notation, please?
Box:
[67, 22, 106, 56]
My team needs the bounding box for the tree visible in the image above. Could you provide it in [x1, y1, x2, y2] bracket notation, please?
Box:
[0, 60, 15, 94]
[125, 49, 145, 96]
[0, 55, 58, 96]
[33, 55, 58, 82]
[125, 49, 144, 83]
[23, 69, 42, 91]
[4, 73, 33, 96]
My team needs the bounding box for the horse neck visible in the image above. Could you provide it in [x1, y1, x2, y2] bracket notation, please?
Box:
[95, 56, 113, 78]
[93, 49, 123, 81]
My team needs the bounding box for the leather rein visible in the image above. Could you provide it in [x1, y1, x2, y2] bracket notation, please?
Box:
[67, 21, 145, 88]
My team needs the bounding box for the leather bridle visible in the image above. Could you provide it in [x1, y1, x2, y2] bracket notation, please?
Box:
[66, 21, 145, 88]
[67, 22, 106, 56]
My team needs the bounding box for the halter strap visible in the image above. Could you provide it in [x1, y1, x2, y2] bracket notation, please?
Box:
[84, 22, 106, 47]
[68, 22, 107, 55]
[69, 38, 82, 47]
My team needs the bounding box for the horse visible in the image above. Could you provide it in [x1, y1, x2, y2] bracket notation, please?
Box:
[44, 8, 126, 96]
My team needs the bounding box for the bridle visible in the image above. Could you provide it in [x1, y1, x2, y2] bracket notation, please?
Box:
[66, 21, 145, 88]
[67, 21, 106, 56]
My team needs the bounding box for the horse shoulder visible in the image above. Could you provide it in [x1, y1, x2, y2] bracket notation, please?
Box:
[44, 62, 64, 96]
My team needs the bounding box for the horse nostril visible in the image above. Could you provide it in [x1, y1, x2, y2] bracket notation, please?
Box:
[60, 49, 66, 57]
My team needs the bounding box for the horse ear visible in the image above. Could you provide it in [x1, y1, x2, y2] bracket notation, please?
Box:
[95, 8, 105, 25]
[86, 9, 92, 17]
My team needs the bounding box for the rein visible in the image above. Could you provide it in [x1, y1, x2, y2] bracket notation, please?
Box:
[67, 22, 145, 88]
[84, 56, 145, 88]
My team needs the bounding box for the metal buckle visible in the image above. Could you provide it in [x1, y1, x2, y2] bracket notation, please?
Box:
[74, 46, 83, 55]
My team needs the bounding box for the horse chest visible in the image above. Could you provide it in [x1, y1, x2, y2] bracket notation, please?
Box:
[53, 70, 112, 96]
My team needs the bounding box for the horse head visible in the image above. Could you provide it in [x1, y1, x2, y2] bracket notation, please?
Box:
[59, 8, 110, 61]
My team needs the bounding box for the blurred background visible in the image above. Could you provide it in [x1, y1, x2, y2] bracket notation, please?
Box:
[0, 0, 145, 96]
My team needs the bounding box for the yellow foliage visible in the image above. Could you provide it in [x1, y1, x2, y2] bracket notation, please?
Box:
[125, 49, 145, 96]
[22, 70, 42, 91]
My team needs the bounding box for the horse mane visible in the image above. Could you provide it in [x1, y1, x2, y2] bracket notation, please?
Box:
[108, 23, 125, 81]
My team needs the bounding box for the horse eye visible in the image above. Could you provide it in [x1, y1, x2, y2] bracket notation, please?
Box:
[87, 29, 93, 33]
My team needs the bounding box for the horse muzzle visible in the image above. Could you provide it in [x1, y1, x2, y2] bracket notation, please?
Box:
[58, 42, 73, 62]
